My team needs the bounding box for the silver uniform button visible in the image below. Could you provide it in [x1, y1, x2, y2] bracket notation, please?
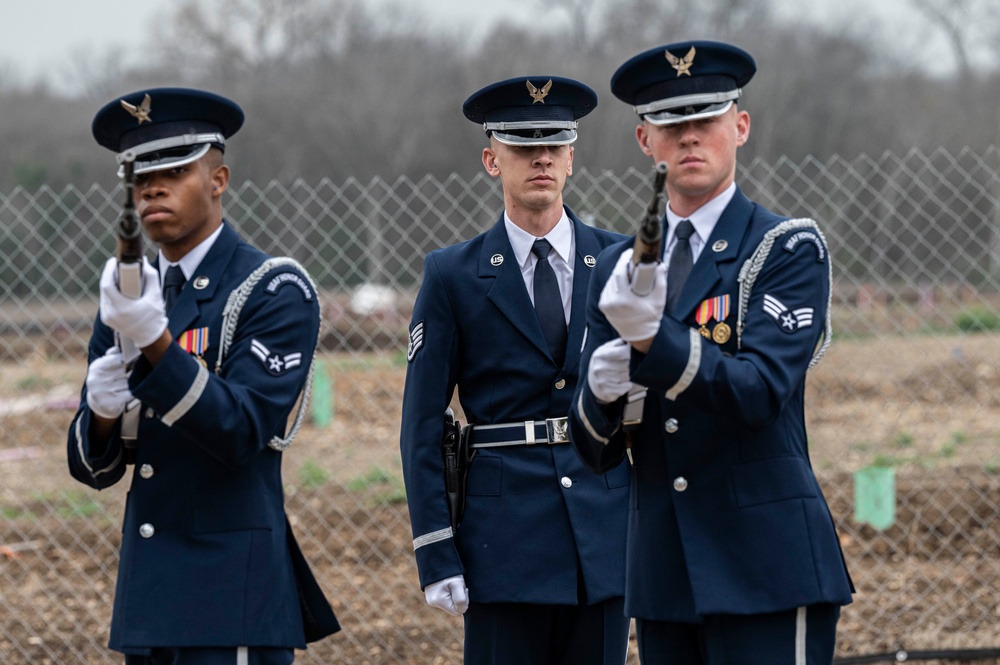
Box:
[139, 464, 154, 479]
[144, 407, 155, 419]
[560, 476, 573, 489]
[673, 477, 688, 492]
[139, 523, 155, 538]
[554, 379, 566, 390]
[664, 418, 679, 434]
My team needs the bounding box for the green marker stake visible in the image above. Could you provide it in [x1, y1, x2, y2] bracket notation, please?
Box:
[311, 359, 333, 428]
[854, 466, 896, 531]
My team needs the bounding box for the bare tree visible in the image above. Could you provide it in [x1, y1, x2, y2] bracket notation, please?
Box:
[538, 0, 600, 46]
[4, 0, 1000, 191]
[0, 60, 23, 92]
[56, 47, 129, 100]
[975, 2, 1000, 67]
[151, 0, 358, 78]
[909, 0, 977, 82]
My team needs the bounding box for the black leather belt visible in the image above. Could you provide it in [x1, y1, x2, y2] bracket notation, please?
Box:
[468, 417, 570, 449]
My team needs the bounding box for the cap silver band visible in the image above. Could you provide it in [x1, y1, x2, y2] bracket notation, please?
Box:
[115, 132, 226, 165]
[634, 89, 741, 116]
[642, 101, 735, 127]
[116, 143, 214, 178]
[483, 120, 578, 132]
[491, 128, 577, 147]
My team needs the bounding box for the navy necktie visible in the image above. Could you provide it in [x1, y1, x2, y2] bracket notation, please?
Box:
[666, 220, 695, 314]
[531, 239, 567, 366]
[162, 265, 186, 313]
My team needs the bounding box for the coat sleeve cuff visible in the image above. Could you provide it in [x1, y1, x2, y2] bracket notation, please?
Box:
[413, 533, 464, 590]
[573, 385, 621, 446]
[68, 410, 125, 486]
[129, 343, 208, 425]
[632, 322, 703, 401]
[569, 383, 628, 474]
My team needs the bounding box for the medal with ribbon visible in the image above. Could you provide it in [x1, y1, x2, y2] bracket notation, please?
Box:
[177, 326, 210, 366]
[695, 295, 732, 344]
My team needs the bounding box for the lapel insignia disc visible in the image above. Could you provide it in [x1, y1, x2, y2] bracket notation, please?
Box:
[121, 93, 152, 124]
[526, 79, 553, 104]
[712, 240, 728, 252]
[665, 46, 696, 77]
[490, 253, 504, 267]
[193, 276, 210, 289]
[584, 255, 596, 268]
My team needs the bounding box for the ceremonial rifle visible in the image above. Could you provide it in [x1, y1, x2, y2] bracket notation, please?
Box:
[629, 161, 668, 295]
[115, 150, 143, 304]
[622, 162, 669, 457]
[114, 150, 143, 460]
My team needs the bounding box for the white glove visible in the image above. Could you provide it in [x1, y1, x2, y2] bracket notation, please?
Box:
[588, 338, 634, 404]
[424, 575, 469, 616]
[85, 347, 134, 419]
[598, 249, 667, 342]
[99, 257, 169, 349]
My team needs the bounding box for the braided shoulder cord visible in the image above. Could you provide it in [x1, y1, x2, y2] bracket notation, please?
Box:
[736, 218, 833, 369]
[217, 257, 321, 451]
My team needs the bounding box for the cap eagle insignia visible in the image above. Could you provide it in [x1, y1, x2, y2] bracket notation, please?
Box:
[526, 79, 553, 104]
[121, 94, 153, 124]
[665, 47, 696, 76]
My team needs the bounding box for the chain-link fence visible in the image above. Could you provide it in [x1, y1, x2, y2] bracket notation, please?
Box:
[2, 146, 1000, 664]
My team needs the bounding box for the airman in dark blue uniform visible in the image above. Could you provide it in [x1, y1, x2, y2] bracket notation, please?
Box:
[67, 88, 339, 665]
[569, 42, 854, 664]
[399, 76, 631, 664]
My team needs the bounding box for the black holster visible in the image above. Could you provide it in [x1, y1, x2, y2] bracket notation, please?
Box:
[442, 408, 473, 532]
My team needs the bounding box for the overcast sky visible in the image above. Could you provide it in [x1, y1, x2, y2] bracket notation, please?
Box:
[0, 0, 968, 88]
[0, 0, 524, 83]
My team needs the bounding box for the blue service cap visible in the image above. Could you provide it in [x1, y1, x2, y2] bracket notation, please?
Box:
[463, 76, 597, 146]
[92, 87, 244, 176]
[611, 40, 756, 126]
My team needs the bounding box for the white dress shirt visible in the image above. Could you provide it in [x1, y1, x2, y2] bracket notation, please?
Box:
[157, 222, 225, 284]
[504, 210, 575, 324]
[664, 182, 737, 265]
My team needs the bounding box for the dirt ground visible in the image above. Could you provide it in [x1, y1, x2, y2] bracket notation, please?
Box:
[1, 332, 1000, 664]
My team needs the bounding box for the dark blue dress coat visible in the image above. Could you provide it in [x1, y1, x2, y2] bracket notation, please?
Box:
[400, 208, 631, 605]
[570, 188, 854, 621]
[67, 223, 339, 653]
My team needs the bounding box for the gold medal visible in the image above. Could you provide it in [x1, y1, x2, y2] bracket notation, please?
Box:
[712, 322, 731, 344]
[697, 295, 732, 344]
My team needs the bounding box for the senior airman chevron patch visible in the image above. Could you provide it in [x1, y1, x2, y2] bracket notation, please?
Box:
[763, 294, 814, 334]
[407, 321, 425, 362]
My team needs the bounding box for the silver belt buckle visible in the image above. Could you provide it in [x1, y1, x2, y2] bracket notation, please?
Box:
[545, 417, 569, 444]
